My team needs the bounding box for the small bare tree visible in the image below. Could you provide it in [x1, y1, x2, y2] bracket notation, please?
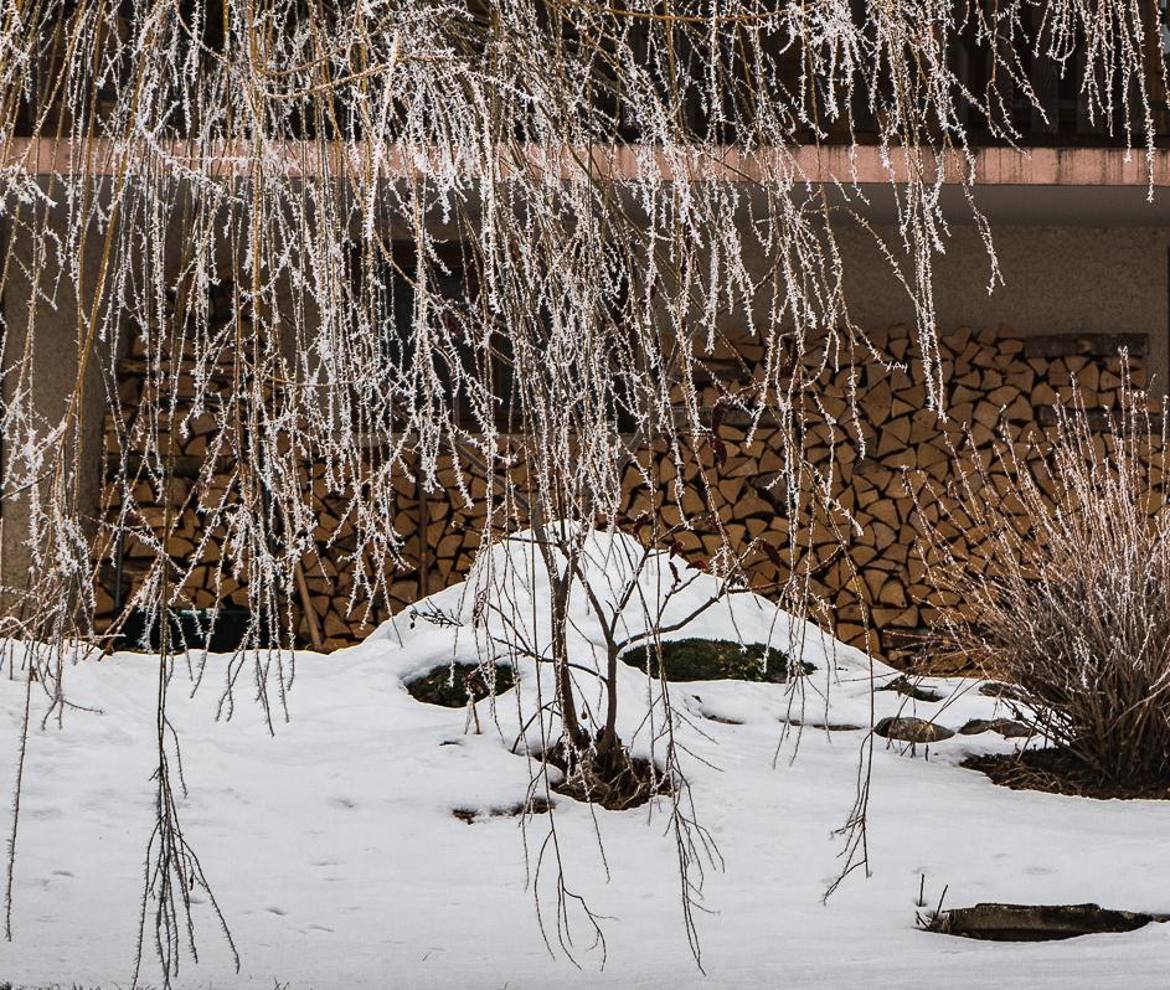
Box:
[487, 519, 763, 802]
[476, 519, 785, 965]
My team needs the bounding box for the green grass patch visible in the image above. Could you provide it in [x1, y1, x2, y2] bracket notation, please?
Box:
[405, 662, 515, 707]
[621, 638, 813, 683]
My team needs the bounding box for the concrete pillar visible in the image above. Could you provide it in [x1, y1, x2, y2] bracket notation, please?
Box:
[0, 192, 114, 615]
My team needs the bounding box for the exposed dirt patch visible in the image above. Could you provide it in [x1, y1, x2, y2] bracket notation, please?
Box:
[978, 680, 1028, 704]
[958, 717, 1032, 739]
[963, 748, 1170, 800]
[782, 718, 863, 732]
[924, 902, 1166, 941]
[701, 712, 743, 725]
[879, 674, 943, 703]
[542, 743, 672, 811]
[452, 796, 554, 824]
[875, 716, 954, 743]
[621, 638, 814, 683]
[406, 662, 515, 708]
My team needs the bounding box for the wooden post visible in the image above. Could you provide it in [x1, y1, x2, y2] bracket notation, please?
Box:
[417, 467, 431, 600]
[295, 559, 324, 651]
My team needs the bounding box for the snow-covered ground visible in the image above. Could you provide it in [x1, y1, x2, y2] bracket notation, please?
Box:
[3, 533, 1169, 989]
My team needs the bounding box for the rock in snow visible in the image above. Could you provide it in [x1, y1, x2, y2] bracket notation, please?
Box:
[958, 717, 1033, 739]
[874, 716, 955, 743]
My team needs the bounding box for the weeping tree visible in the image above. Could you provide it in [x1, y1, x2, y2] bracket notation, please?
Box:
[0, 0, 1166, 980]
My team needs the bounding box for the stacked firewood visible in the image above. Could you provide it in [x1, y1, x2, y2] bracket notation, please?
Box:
[95, 324, 1149, 662]
[607, 324, 1148, 665]
[666, 325, 1147, 664]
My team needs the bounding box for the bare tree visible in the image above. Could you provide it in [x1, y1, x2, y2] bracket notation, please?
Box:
[0, 0, 1164, 982]
[478, 521, 774, 966]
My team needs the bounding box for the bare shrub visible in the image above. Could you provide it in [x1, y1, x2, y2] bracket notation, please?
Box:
[919, 367, 1170, 787]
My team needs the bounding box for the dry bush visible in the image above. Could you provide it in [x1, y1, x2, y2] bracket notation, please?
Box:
[920, 369, 1170, 787]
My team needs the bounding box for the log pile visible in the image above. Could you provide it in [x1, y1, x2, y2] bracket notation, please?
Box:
[95, 324, 1150, 665]
[94, 332, 493, 650]
[624, 323, 1149, 666]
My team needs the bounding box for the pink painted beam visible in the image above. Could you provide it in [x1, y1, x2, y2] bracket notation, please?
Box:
[2, 136, 1168, 186]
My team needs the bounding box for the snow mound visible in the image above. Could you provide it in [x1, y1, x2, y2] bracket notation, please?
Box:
[2, 529, 1168, 988]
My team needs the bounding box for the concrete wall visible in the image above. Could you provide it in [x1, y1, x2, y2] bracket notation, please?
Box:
[837, 223, 1170, 392]
[0, 205, 112, 615]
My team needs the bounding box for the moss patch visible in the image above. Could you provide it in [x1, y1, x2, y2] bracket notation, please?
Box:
[405, 662, 515, 708]
[621, 638, 813, 683]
